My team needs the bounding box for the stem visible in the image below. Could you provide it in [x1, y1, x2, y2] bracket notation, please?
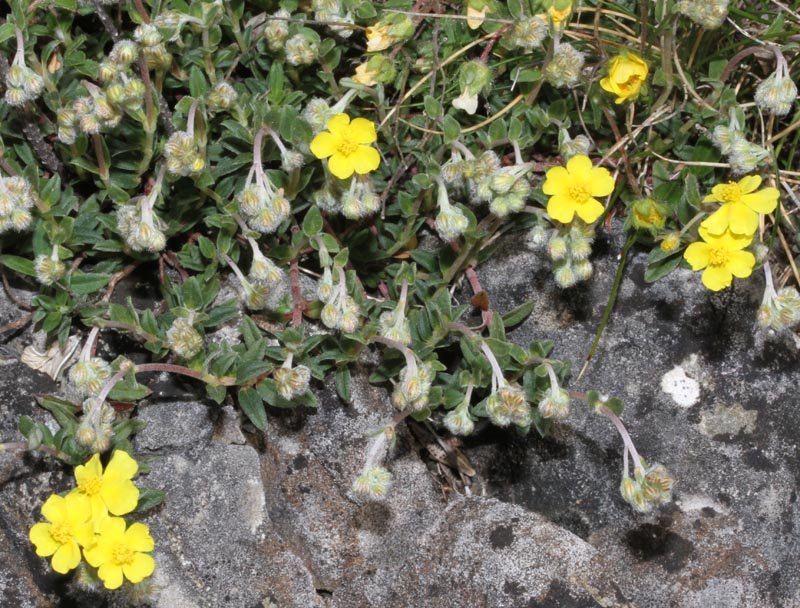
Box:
[480, 341, 505, 389]
[186, 99, 199, 139]
[372, 335, 418, 373]
[599, 406, 643, 471]
[92, 134, 109, 183]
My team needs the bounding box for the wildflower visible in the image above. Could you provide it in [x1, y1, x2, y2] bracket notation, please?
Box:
[600, 51, 649, 104]
[466, 0, 494, 29]
[352, 54, 396, 86]
[365, 14, 413, 52]
[165, 131, 204, 176]
[70, 451, 139, 521]
[285, 34, 319, 66]
[543, 154, 614, 224]
[628, 197, 667, 233]
[352, 466, 393, 500]
[755, 58, 798, 117]
[660, 232, 681, 253]
[452, 60, 492, 115]
[264, 9, 291, 52]
[527, 224, 550, 251]
[700, 175, 779, 236]
[84, 517, 155, 590]
[29, 493, 93, 574]
[539, 1, 573, 27]
[69, 357, 113, 397]
[683, 226, 755, 291]
[310, 113, 380, 180]
[544, 43, 584, 88]
[759, 286, 800, 331]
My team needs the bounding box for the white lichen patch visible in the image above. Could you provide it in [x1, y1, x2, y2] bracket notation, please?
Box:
[661, 359, 701, 407]
[699, 402, 757, 437]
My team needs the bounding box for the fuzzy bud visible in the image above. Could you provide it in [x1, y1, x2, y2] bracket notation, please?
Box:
[544, 43, 584, 88]
[207, 81, 238, 112]
[486, 384, 530, 427]
[34, 255, 66, 286]
[166, 317, 204, 359]
[164, 131, 205, 176]
[505, 16, 548, 51]
[264, 10, 291, 52]
[391, 363, 434, 412]
[677, 0, 729, 29]
[352, 466, 392, 500]
[754, 64, 798, 117]
[537, 388, 571, 420]
[435, 202, 469, 241]
[109, 40, 139, 65]
[443, 402, 475, 436]
[69, 358, 113, 398]
[285, 34, 319, 66]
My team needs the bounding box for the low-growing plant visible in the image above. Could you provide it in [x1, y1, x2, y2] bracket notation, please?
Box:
[0, 0, 798, 594]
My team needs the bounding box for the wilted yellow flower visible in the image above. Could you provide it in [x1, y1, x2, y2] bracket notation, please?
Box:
[309, 113, 381, 180]
[70, 451, 140, 523]
[366, 25, 392, 52]
[684, 226, 755, 291]
[701, 175, 779, 236]
[352, 62, 378, 86]
[600, 52, 649, 104]
[29, 493, 94, 574]
[543, 154, 615, 223]
[467, 5, 487, 29]
[84, 517, 155, 590]
[538, 2, 573, 27]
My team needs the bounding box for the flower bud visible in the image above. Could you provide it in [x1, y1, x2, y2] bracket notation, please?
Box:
[97, 60, 119, 83]
[352, 466, 392, 500]
[134, 24, 162, 48]
[452, 60, 492, 115]
[274, 365, 311, 399]
[34, 255, 66, 286]
[486, 384, 530, 427]
[547, 235, 568, 261]
[435, 202, 469, 241]
[677, 0, 729, 29]
[110, 40, 139, 65]
[208, 81, 238, 111]
[554, 260, 578, 288]
[165, 131, 205, 177]
[166, 317, 204, 359]
[544, 43, 584, 88]
[754, 64, 798, 117]
[285, 34, 319, 66]
[443, 403, 475, 436]
[660, 232, 681, 253]
[264, 9, 291, 52]
[391, 363, 434, 411]
[366, 14, 414, 52]
[559, 132, 592, 160]
[629, 197, 667, 232]
[537, 388, 570, 420]
[69, 358, 113, 397]
[759, 286, 800, 331]
[505, 16, 548, 51]
[321, 302, 342, 329]
[106, 83, 126, 105]
[728, 138, 769, 174]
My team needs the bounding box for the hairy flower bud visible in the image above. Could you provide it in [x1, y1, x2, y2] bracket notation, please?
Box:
[264, 9, 291, 52]
[391, 363, 434, 411]
[285, 34, 319, 66]
[165, 131, 205, 176]
[166, 317, 204, 359]
[34, 255, 66, 286]
[487, 384, 530, 427]
[109, 40, 139, 65]
[207, 81, 238, 112]
[677, 0, 729, 29]
[69, 358, 113, 397]
[505, 16, 548, 51]
[537, 387, 570, 420]
[544, 43, 584, 88]
[352, 466, 392, 500]
[754, 64, 798, 117]
[275, 365, 311, 400]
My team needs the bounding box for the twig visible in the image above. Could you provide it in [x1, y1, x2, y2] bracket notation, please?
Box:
[91, 0, 121, 42]
[22, 119, 64, 177]
[0, 312, 32, 334]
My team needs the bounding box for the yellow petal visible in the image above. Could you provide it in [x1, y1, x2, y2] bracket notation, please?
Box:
[588, 167, 615, 197]
[74, 454, 102, 486]
[466, 6, 486, 29]
[72, 522, 95, 548]
[98, 563, 125, 590]
[99, 516, 128, 539]
[727, 202, 758, 235]
[575, 198, 605, 223]
[683, 242, 710, 270]
[700, 206, 730, 235]
[741, 187, 779, 213]
[41, 494, 67, 524]
[88, 494, 108, 523]
[100, 480, 139, 516]
[705, 183, 728, 203]
[728, 250, 755, 278]
[327, 153, 355, 180]
[104, 451, 138, 482]
[599, 76, 616, 95]
[29, 523, 59, 556]
[125, 523, 155, 552]
[348, 118, 377, 144]
[64, 492, 92, 524]
[716, 228, 753, 250]
[542, 166, 569, 195]
[547, 195, 576, 223]
[566, 154, 593, 178]
[326, 113, 350, 136]
[350, 145, 381, 174]
[51, 541, 81, 574]
[702, 265, 732, 291]
[309, 131, 337, 160]
[736, 174, 762, 193]
[84, 538, 113, 567]
[123, 553, 156, 584]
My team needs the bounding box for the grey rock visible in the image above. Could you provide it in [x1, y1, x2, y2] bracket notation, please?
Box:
[135, 400, 213, 452]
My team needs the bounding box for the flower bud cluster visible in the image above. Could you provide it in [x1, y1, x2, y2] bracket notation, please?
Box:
[302, 90, 358, 134]
[34, 249, 66, 286]
[504, 16, 548, 51]
[754, 61, 798, 117]
[319, 267, 361, 333]
[711, 114, 770, 174]
[558, 130, 592, 160]
[134, 24, 172, 69]
[443, 389, 475, 436]
[165, 131, 205, 176]
[274, 364, 311, 400]
[538, 387, 570, 419]
[546, 222, 595, 288]
[313, 0, 355, 38]
[207, 82, 238, 113]
[69, 358, 113, 398]
[544, 43, 585, 88]
[487, 383, 531, 428]
[285, 34, 319, 67]
[75, 397, 116, 453]
[238, 178, 290, 235]
[166, 317, 204, 359]
[352, 466, 392, 500]
[758, 286, 800, 331]
[264, 9, 291, 52]
[4, 31, 45, 107]
[391, 361, 435, 412]
[621, 463, 674, 513]
[0, 176, 35, 234]
[228, 240, 286, 311]
[117, 168, 168, 252]
[434, 179, 469, 241]
[677, 0, 729, 29]
[378, 284, 412, 346]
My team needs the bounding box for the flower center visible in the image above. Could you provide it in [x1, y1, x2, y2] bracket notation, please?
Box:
[336, 138, 358, 157]
[718, 183, 741, 203]
[112, 544, 135, 566]
[78, 476, 102, 496]
[568, 184, 591, 203]
[50, 522, 72, 544]
[708, 247, 729, 266]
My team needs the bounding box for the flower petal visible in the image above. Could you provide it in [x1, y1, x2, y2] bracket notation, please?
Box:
[566, 154, 593, 178]
[64, 492, 92, 524]
[350, 146, 381, 175]
[700, 206, 731, 235]
[74, 454, 102, 486]
[125, 523, 155, 552]
[542, 166, 569, 195]
[737, 175, 762, 193]
[327, 153, 355, 180]
[99, 516, 128, 539]
[575, 198, 605, 223]
[98, 563, 125, 590]
[51, 541, 81, 574]
[547, 195, 576, 223]
[348, 118, 377, 144]
[705, 184, 728, 204]
[727, 202, 758, 235]
[684, 242, 710, 270]
[123, 553, 155, 584]
[728, 250, 755, 278]
[41, 494, 67, 524]
[104, 451, 138, 482]
[84, 538, 113, 567]
[741, 187, 779, 213]
[588, 167, 615, 197]
[100, 480, 139, 516]
[702, 265, 733, 291]
[72, 522, 95, 548]
[29, 523, 59, 556]
[326, 113, 350, 136]
[309, 131, 337, 159]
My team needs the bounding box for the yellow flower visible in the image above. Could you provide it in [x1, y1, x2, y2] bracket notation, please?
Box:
[537, 4, 573, 27]
[700, 175, 779, 236]
[660, 232, 681, 253]
[366, 25, 392, 52]
[29, 493, 94, 574]
[543, 154, 615, 223]
[84, 517, 155, 590]
[352, 62, 378, 86]
[70, 451, 140, 523]
[309, 113, 381, 180]
[684, 226, 755, 291]
[600, 52, 649, 104]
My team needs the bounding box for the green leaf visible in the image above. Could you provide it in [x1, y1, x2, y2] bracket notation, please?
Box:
[189, 66, 209, 97]
[334, 366, 351, 403]
[37, 396, 79, 430]
[424, 95, 443, 119]
[238, 387, 267, 431]
[108, 372, 152, 402]
[0, 255, 36, 277]
[134, 488, 166, 513]
[501, 301, 533, 329]
[644, 251, 682, 283]
[302, 205, 323, 237]
[441, 115, 461, 144]
[69, 272, 111, 295]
